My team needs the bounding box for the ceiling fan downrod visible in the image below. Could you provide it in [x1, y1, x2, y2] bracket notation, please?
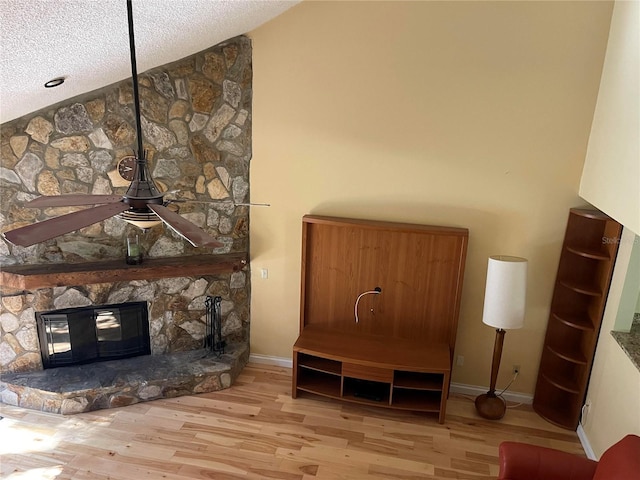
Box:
[127, 0, 144, 162]
[123, 0, 162, 205]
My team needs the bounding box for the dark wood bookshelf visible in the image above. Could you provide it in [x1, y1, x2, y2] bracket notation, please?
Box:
[533, 208, 621, 430]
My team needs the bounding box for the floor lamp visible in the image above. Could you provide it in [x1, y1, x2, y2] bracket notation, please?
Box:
[475, 255, 527, 420]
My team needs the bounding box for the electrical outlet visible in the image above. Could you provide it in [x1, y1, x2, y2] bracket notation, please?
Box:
[512, 364, 520, 375]
[581, 399, 592, 425]
[456, 355, 464, 366]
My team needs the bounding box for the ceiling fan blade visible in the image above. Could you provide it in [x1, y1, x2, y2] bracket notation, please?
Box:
[162, 190, 270, 207]
[3, 203, 129, 247]
[148, 204, 223, 248]
[25, 194, 124, 208]
[167, 199, 271, 207]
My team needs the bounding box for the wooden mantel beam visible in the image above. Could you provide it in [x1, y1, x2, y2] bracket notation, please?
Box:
[0, 253, 248, 291]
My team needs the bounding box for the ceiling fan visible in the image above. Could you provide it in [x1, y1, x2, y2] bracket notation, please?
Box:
[3, 0, 239, 249]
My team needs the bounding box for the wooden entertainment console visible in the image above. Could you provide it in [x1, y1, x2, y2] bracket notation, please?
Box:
[292, 215, 468, 423]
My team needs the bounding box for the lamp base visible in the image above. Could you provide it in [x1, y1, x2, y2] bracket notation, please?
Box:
[475, 392, 506, 420]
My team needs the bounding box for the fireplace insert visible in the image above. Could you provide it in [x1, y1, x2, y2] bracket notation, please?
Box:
[36, 301, 150, 369]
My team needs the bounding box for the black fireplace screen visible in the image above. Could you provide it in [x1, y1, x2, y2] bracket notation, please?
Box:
[36, 301, 150, 369]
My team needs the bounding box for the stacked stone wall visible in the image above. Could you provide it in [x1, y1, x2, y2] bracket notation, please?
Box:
[0, 36, 252, 374]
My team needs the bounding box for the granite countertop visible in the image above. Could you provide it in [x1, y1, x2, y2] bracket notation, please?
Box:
[611, 313, 640, 372]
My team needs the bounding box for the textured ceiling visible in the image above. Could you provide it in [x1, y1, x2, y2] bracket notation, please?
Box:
[0, 0, 298, 123]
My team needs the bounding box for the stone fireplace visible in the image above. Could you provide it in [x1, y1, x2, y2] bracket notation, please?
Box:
[0, 36, 253, 413]
[0, 255, 250, 413]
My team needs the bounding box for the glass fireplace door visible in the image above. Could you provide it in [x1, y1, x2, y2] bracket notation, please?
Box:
[37, 302, 150, 369]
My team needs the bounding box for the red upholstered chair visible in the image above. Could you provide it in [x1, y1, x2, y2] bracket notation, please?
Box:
[498, 434, 640, 480]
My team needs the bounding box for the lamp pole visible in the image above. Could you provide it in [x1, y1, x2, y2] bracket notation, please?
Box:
[475, 328, 507, 419]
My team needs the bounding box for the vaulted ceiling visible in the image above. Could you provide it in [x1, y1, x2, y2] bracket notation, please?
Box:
[0, 0, 298, 124]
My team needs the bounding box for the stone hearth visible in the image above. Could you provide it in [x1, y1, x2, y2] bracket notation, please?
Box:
[0, 343, 248, 414]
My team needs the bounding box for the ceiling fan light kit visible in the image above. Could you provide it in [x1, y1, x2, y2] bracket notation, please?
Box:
[2, 0, 228, 250]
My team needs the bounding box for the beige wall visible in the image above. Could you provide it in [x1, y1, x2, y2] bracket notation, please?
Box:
[580, 0, 640, 235]
[579, 1, 640, 456]
[249, 1, 613, 395]
[582, 228, 640, 456]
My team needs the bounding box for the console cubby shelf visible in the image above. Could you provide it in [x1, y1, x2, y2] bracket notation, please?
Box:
[394, 371, 443, 390]
[293, 327, 451, 423]
[391, 390, 441, 412]
[533, 208, 621, 430]
[297, 369, 341, 398]
[298, 355, 342, 376]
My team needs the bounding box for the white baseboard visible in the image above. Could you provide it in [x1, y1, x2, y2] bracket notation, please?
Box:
[577, 424, 596, 460]
[248, 354, 533, 404]
[449, 382, 533, 405]
[249, 353, 293, 368]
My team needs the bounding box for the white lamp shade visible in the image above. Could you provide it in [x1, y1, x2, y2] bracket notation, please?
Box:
[482, 255, 528, 329]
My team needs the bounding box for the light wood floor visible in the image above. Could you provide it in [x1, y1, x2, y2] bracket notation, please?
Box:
[1, 363, 585, 480]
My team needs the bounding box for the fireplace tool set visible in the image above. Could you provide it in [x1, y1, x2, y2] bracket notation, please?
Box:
[205, 296, 226, 357]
